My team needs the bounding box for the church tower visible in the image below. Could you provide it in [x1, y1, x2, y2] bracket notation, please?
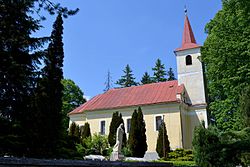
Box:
[174, 11, 208, 140]
[175, 12, 206, 106]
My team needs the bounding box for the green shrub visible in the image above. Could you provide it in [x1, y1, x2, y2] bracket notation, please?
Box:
[122, 146, 132, 157]
[77, 133, 111, 157]
[168, 148, 193, 161]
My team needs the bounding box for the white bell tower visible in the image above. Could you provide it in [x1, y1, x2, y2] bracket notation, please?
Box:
[174, 11, 208, 130]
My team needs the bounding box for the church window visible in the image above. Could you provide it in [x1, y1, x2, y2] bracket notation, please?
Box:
[186, 55, 192, 65]
[100, 120, 105, 135]
[127, 118, 131, 133]
[155, 116, 163, 131]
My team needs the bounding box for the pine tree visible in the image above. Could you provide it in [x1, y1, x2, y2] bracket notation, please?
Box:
[156, 122, 170, 158]
[104, 70, 113, 92]
[128, 107, 147, 157]
[108, 112, 127, 147]
[0, 0, 48, 156]
[141, 72, 153, 84]
[35, 14, 65, 157]
[0, 0, 79, 158]
[152, 59, 167, 82]
[167, 68, 176, 81]
[116, 64, 138, 87]
[137, 107, 147, 157]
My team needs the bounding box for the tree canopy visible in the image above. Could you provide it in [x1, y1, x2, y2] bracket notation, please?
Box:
[62, 79, 86, 130]
[201, 0, 250, 131]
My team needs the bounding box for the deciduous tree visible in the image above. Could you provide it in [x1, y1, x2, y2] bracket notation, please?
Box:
[239, 86, 250, 128]
[201, 0, 250, 131]
[62, 79, 86, 130]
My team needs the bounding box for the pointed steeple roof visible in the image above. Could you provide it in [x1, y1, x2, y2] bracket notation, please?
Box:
[175, 13, 200, 51]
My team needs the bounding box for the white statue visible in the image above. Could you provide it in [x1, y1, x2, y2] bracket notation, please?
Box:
[110, 123, 124, 161]
[113, 123, 124, 154]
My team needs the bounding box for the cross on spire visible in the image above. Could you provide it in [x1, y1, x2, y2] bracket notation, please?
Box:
[175, 8, 200, 52]
[184, 5, 187, 15]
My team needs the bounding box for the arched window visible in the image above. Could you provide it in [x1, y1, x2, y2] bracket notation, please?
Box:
[186, 55, 192, 65]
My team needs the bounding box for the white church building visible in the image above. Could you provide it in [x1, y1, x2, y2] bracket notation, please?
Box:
[69, 13, 208, 157]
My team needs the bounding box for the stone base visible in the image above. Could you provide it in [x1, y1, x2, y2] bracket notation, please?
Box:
[110, 152, 124, 161]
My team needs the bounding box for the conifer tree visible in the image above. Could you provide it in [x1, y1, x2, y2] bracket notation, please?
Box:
[128, 109, 138, 157]
[156, 122, 170, 158]
[0, 0, 78, 157]
[104, 70, 113, 92]
[0, 0, 49, 156]
[167, 68, 176, 81]
[128, 107, 147, 157]
[69, 122, 77, 137]
[152, 59, 167, 82]
[116, 64, 138, 87]
[81, 122, 91, 139]
[68, 122, 80, 143]
[75, 125, 80, 138]
[141, 72, 153, 84]
[108, 112, 127, 147]
[137, 107, 147, 157]
[35, 14, 65, 157]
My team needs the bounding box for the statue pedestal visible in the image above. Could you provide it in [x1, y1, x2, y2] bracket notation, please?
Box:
[110, 152, 124, 161]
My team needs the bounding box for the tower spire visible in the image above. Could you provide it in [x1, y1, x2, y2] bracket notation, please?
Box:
[175, 9, 200, 52]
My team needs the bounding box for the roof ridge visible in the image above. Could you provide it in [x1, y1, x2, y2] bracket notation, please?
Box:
[108, 80, 178, 92]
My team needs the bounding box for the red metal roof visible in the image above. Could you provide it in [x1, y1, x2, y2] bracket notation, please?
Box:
[69, 80, 184, 115]
[175, 15, 200, 51]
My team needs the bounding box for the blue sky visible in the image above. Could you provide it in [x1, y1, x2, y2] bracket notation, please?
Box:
[38, 1, 222, 99]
